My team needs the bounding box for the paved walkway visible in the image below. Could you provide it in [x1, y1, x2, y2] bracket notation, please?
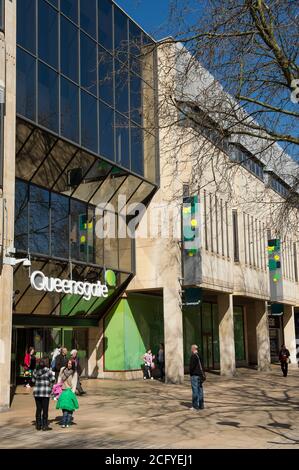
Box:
[0, 366, 298, 449]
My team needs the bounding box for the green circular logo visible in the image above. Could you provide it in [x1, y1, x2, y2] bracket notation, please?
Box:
[105, 270, 116, 287]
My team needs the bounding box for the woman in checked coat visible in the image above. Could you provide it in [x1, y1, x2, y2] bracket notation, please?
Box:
[32, 358, 55, 431]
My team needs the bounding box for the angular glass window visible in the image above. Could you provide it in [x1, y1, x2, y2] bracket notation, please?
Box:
[99, 102, 114, 162]
[81, 90, 98, 153]
[38, 0, 58, 69]
[80, 0, 96, 39]
[61, 0, 78, 24]
[48, 0, 58, 8]
[114, 7, 128, 64]
[115, 60, 129, 116]
[38, 62, 59, 133]
[16, 48, 36, 121]
[130, 73, 142, 125]
[115, 112, 130, 169]
[51, 192, 69, 259]
[17, 0, 36, 54]
[15, 179, 29, 251]
[129, 21, 142, 76]
[131, 125, 143, 176]
[61, 16, 79, 83]
[98, 47, 113, 105]
[80, 32, 97, 95]
[98, 0, 112, 51]
[61, 78, 79, 143]
[29, 185, 50, 255]
[70, 199, 88, 262]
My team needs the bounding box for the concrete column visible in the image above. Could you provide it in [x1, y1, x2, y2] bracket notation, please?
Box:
[0, 1, 16, 411]
[218, 293, 236, 376]
[255, 300, 271, 371]
[164, 285, 184, 384]
[87, 323, 103, 378]
[283, 305, 297, 365]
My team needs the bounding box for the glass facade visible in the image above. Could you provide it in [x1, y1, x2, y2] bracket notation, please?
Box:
[16, 0, 158, 182]
[234, 307, 246, 361]
[0, 0, 4, 31]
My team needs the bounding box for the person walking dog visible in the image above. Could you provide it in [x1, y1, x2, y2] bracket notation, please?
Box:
[189, 344, 206, 410]
[32, 358, 55, 431]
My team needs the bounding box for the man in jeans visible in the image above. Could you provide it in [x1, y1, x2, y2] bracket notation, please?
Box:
[189, 344, 205, 410]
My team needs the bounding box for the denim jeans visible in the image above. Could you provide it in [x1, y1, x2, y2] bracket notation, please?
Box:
[191, 375, 204, 409]
[62, 410, 73, 426]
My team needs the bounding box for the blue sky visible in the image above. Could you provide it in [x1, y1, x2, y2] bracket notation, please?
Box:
[115, 0, 171, 39]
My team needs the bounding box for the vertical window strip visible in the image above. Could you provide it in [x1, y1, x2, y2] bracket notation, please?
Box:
[232, 209, 239, 262]
[243, 212, 247, 265]
[259, 220, 262, 270]
[255, 219, 259, 269]
[209, 193, 214, 253]
[204, 189, 208, 251]
[294, 242, 298, 283]
[215, 195, 219, 254]
[226, 202, 229, 258]
[251, 216, 255, 267]
[247, 214, 251, 266]
[220, 199, 224, 257]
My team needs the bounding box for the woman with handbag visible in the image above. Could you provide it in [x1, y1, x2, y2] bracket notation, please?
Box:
[23, 346, 36, 388]
[279, 344, 290, 377]
[189, 344, 206, 410]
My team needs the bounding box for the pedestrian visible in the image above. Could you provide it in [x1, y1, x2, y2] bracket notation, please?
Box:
[57, 359, 79, 428]
[279, 344, 290, 377]
[70, 349, 86, 395]
[50, 345, 61, 371]
[189, 344, 206, 410]
[23, 346, 36, 388]
[54, 347, 68, 380]
[157, 343, 165, 381]
[143, 348, 155, 380]
[32, 358, 55, 431]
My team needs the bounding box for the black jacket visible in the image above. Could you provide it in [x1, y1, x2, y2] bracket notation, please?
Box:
[279, 348, 290, 362]
[55, 354, 68, 372]
[189, 352, 204, 377]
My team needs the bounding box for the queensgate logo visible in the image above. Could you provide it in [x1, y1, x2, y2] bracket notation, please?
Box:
[30, 269, 116, 301]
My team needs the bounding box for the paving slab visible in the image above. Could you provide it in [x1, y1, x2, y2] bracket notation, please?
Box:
[0, 366, 298, 449]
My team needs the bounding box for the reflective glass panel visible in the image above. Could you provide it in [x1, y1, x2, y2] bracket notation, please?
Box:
[99, 102, 114, 161]
[61, 0, 78, 24]
[70, 199, 87, 262]
[114, 6, 128, 63]
[38, 0, 58, 69]
[61, 78, 79, 143]
[51, 192, 69, 258]
[81, 90, 98, 153]
[115, 60, 129, 116]
[16, 48, 36, 121]
[98, 0, 112, 51]
[115, 112, 129, 169]
[80, 32, 97, 95]
[61, 16, 79, 83]
[38, 62, 59, 132]
[17, 0, 36, 54]
[80, 0, 96, 39]
[130, 73, 142, 125]
[131, 125, 143, 176]
[15, 179, 29, 251]
[98, 47, 113, 105]
[29, 185, 50, 255]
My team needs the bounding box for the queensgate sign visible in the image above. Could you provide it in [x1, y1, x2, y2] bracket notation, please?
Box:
[30, 270, 109, 301]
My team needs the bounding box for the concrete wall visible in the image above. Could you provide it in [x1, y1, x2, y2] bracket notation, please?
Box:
[0, 0, 16, 410]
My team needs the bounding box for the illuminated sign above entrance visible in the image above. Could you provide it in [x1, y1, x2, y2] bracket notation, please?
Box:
[30, 271, 109, 301]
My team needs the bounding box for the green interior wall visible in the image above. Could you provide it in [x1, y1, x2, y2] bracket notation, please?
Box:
[60, 287, 115, 317]
[104, 294, 164, 371]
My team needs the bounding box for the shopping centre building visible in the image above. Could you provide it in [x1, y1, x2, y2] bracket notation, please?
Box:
[0, 0, 298, 409]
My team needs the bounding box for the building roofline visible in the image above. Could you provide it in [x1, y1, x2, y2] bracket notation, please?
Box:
[112, 0, 157, 43]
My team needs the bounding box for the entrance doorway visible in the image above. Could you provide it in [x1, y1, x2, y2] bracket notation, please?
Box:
[12, 327, 88, 384]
